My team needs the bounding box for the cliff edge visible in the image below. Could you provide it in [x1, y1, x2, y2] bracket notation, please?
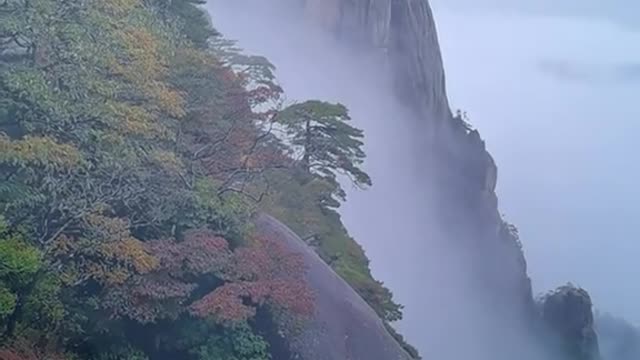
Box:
[300, 0, 536, 352]
[255, 213, 413, 360]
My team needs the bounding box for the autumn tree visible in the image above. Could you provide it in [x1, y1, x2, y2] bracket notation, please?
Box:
[0, 0, 189, 245]
[102, 230, 313, 325]
[189, 234, 314, 323]
[0, 0, 414, 358]
[0, 0, 275, 354]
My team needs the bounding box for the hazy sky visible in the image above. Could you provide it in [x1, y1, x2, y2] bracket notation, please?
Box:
[430, 0, 639, 30]
[429, 1, 640, 323]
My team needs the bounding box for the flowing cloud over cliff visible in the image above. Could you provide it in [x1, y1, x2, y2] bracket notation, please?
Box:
[537, 60, 640, 84]
[432, 3, 640, 324]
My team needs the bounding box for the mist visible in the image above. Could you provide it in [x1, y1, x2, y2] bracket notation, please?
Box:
[429, 0, 640, 30]
[430, 4, 640, 325]
[208, 1, 559, 359]
[4, 0, 632, 358]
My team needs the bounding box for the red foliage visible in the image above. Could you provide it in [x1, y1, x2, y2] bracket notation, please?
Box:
[0, 350, 25, 360]
[103, 273, 197, 323]
[247, 84, 282, 111]
[267, 278, 315, 315]
[104, 230, 231, 323]
[190, 279, 314, 323]
[181, 230, 233, 274]
[189, 235, 314, 323]
[186, 61, 288, 182]
[190, 282, 258, 322]
[0, 340, 66, 360]
[147, 229, 232, 276]
[102, 230, 314, 325]
[234, 235, 306, 280]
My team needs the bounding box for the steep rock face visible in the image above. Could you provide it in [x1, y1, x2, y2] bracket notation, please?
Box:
[254, 213, 413, 360]
[300, 0, 537, 348]
[211, 0, 540, 358]
[304, 0, 450, 122]
[541, 285, 601, 360]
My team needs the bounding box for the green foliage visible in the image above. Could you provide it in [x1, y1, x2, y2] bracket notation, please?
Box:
[189, 324, 270, 360]
[0, 285, 16, 319]
[191, 179, 255, 243]
[95, 345, 149, 360]
[169, 0, 218, 48]
[278, 100, 372, 202]
[0, 0, 418, 358]
[147, 319, 271, 360]
[261, 167, 416, 356]
[384, 322, 421, 359]
[0, 0, 279, 356]
[0, 232, 41, 286]
[20, 275, 65, 331]
[0, 220, 67, 340]
[262, 169, 404, 324]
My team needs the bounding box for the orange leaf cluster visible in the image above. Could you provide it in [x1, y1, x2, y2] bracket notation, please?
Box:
[0, 135, 82, 169]
[101, 230, 313, 325]
[102, 230, 233, 323]
[117, 27, 186, 118]
[103, 273, 197, 323]
[146, 229, 233, 277]
[189, 235, 314, 323]
[51, 215, 158, 287]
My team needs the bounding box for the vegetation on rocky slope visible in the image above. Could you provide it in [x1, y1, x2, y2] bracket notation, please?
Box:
[0, 0, 414, 358]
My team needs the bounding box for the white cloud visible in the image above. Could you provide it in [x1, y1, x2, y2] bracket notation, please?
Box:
[430, 0, 639, 29]
[435, 7, 640, 323]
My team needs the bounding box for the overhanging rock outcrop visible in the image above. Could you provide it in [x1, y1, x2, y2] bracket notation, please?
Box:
[254, 213, 413, 360]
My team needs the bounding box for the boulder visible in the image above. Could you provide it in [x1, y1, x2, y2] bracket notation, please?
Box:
[254, 213, 413, 360]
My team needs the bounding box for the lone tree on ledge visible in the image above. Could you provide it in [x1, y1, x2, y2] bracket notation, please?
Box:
[277, 100, 371, 201]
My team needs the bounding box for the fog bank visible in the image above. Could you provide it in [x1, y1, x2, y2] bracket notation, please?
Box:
[433, 7, 640, 324]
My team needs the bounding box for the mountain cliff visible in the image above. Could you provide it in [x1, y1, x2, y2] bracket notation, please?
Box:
[213, 0, 601, 359]
[305, 0, 450, 122]
[298, 0, 539, 356]
[0, 0, 603, 359]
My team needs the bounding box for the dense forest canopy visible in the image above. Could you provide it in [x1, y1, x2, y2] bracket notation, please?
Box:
[0, 0, 416, 358]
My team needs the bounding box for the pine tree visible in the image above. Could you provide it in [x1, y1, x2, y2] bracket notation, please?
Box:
[278, 100, 371, 201]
